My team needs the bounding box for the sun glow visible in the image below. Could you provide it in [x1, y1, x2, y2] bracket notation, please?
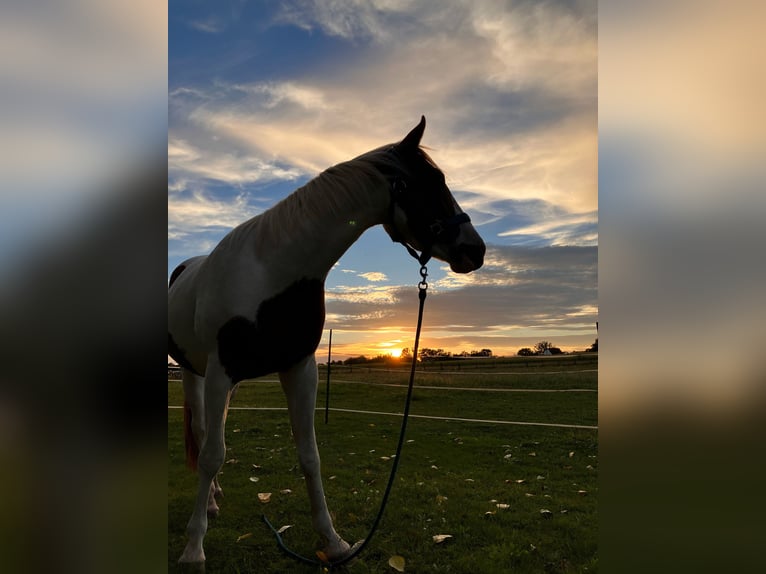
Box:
[390, 348, 402, 358]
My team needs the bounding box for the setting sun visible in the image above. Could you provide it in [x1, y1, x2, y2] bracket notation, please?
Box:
[390, 348, 402, 358]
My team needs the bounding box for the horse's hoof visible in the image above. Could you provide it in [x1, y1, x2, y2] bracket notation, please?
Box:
[178, 549, 206, 565]
[323, 539, 364, 565]
[342, 539, 364, 564]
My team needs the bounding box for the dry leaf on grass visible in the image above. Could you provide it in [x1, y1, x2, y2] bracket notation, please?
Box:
[388, 555, 406, 572]
[276, 524, 293, 534]
[496, 503, 510, 510]
[258, 492, 272, 503]
[432, 534, 453, 544]
[248, 476, 259, 483]
[236, 532, 252, 542]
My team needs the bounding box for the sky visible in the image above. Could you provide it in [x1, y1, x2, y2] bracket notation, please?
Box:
[168, 0, 597, 360]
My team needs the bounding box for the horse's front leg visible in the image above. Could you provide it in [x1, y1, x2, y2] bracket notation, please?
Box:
[280, 355, 351, 560]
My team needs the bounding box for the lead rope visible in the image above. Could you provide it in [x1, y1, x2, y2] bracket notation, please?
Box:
[263, 265, 429, 572]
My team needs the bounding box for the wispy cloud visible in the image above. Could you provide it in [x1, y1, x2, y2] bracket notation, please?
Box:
[168, 189, 254, 239]
[169, 137, 302, 189]
[358, 271, 388, 282]
[498, 211, 598, 246]
[170, 0, 596, 217]
[188, 18, 225, 34]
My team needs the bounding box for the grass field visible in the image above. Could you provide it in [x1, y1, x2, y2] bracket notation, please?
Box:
[168, 356, 598, 573]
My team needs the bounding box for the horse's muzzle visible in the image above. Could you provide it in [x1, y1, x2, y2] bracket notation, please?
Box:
[448, 242, 485, 273]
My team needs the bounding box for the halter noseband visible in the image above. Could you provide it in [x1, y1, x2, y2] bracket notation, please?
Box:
[387, 176, 471, 266]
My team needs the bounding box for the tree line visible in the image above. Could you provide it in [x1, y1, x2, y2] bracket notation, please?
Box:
[517, 339, 597, 356]
[332, 338, 598, 366]
[334, 347, 494, 366]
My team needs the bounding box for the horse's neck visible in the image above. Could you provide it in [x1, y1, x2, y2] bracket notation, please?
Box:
[247, 161, 391, 279]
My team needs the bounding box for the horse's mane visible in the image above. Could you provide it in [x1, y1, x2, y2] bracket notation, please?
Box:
[232, 145, 434, 251]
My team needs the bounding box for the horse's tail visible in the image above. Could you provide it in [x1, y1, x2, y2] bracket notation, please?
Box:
[183, 399, 199, 471]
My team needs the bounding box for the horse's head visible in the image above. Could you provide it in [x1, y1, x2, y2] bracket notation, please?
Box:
[383, 116, 485, 273]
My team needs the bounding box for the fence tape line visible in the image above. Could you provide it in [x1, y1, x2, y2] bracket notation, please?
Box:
[168, 405, 597, 430]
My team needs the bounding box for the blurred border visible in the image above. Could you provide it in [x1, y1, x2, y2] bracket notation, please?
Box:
[600, 1, 765, 571]
[0, 2, 167, 573]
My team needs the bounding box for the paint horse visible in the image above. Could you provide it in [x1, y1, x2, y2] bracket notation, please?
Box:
[168, 116, 485, 564]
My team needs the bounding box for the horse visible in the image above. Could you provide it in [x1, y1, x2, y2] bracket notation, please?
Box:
[168, 116, 485, 564]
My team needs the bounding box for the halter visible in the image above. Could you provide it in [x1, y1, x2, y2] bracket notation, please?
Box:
[387, 176, 471, 266]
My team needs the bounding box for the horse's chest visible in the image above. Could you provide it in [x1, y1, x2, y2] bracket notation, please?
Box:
[216, 278, 325, 383]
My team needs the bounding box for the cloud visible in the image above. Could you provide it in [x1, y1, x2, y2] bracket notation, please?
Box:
[358, 271, 388, 282]
[169, 0, 596, 219]
[498, 210, 598, 246]
[188, 18, 225, 34]
[274, 0, 419, 43]
[169, 137, 302, 188]
[324, 245, 597, 345]
[167, 189, 254, 240]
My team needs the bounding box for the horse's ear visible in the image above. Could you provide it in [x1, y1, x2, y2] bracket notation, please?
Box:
[398, 115, 426, 150]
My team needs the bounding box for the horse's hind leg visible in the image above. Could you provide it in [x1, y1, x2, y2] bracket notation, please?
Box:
[280, 355, 352, 560]
[182, 369, 221, 517]
[179, 362, 232, 564]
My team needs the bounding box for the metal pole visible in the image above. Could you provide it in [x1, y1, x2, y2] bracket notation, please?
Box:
[324, 329, 332, 424]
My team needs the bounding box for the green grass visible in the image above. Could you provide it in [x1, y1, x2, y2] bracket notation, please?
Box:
[168, 360, 597, 573]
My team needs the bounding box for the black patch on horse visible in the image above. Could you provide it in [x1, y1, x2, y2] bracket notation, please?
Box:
[217, 278, 325, 383]
[168, 263, 186, 289]
[168, 333, 202, 376]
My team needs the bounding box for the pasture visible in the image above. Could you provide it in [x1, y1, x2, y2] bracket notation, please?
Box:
[168, 356, 598, 573]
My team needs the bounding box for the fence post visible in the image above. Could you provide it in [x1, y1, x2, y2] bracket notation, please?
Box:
[324, 329, 332, 424]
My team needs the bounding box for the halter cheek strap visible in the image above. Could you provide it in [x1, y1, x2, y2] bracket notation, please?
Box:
[387, 177, 471, 266]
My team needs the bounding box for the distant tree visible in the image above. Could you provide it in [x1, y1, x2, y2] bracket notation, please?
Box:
[534, 341, 553, 355]
[586, 339, 598, 352]
[517, 347, 535, 356]
[400, 347, 412, 360]
[549, 347, 563, 355]
[419, 347, 450, 360]
[344, 355, 369, 365]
